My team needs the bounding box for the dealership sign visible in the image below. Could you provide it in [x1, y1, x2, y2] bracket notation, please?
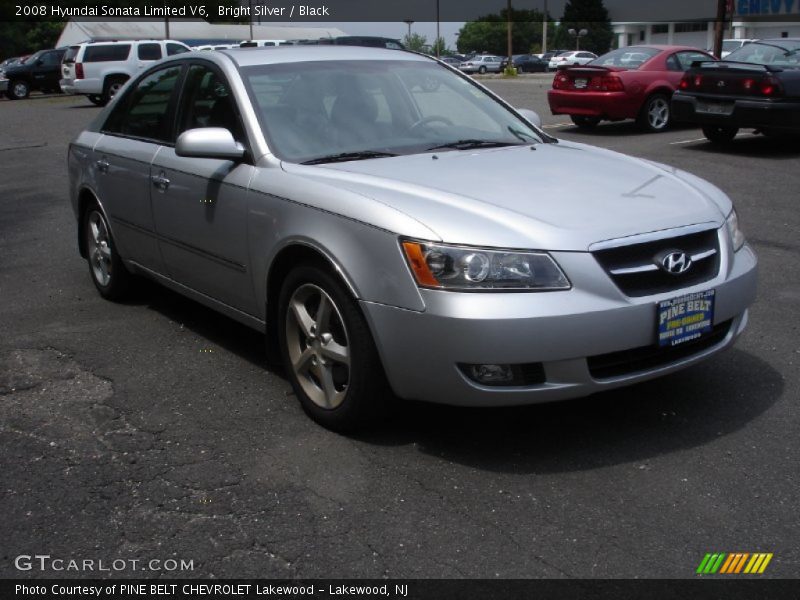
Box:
[736, 0, 800, 16]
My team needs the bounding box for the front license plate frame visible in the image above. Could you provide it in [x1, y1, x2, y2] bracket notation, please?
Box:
[657, 290, 716, 347]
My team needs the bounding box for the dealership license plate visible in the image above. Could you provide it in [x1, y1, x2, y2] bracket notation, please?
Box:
[657, 290, 715, 347]
[574, 78, 588, 89]
[696, 101, 734, 116]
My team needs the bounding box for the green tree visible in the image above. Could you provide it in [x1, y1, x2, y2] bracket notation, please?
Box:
[553, 0, 614, 55]
[0, 22, 64, 59]
[403, 32, 428, 53]
[456, 8, 550, 57]
[430, 36, 450, 56]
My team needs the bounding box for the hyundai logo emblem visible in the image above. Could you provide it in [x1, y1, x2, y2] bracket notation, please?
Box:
[656, 250, 692, 275]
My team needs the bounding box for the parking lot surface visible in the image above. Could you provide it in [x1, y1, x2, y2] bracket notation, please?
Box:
[1, 80, 798, 579]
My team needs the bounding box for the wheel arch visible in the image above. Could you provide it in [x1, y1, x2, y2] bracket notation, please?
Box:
[264, 241, 360, 362]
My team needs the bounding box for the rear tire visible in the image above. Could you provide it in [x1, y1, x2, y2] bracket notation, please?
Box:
[278, 264, 389, 432]
[571, 115, 601, 129]
[702, 125, 739, 144]
[638, 93, 671, 132]
[6, 79, 29, 100]
[102, 76, 127, 104]
[82, 206, 133, 301]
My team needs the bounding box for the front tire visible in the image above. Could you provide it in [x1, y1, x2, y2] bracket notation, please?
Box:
[278, 264, 389, 432]
[638, 93, 671, 132]
[82, 206, 133, 301]
[478, 66, 487, 74]
[702, 125, 739, 144]
[6, 79, 29, 100]
[87, 95, 105, 106]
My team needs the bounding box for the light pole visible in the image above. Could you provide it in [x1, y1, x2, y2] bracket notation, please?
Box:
[403, 19, 414, 46]
[436, 0, 440, 58]
[568, 28, 588, 50]
[249, 0, 254, 40]
[542, 0, 548, 54]
[507, 0, 513, 72]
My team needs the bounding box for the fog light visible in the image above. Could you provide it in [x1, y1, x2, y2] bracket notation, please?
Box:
[468, 364, 514, 384]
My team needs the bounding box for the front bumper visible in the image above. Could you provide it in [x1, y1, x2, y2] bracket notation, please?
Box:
[362, 241, 757, 407]
[672, 92, 800, 131]
[548, 89, 638, 120]
[0, 78, 8, 93]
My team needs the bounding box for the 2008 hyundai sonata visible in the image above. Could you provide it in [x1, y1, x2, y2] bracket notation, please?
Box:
[68, 46, 757, 431]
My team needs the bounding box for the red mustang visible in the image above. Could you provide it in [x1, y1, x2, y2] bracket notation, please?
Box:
[548, 45, 715, 132]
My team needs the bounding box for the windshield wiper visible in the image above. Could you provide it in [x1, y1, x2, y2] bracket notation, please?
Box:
[301, 150, 398, 165]
[426, 139, 522, 152]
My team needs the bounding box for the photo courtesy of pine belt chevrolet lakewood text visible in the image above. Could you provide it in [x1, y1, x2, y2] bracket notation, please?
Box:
[68, 46, 758, 432]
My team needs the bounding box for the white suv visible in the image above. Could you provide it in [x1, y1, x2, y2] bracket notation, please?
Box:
[60, 40, 190, 105]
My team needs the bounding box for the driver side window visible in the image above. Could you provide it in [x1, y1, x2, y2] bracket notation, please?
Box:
[177, 64, 245, 143]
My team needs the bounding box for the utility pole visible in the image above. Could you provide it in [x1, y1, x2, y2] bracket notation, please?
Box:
[507, 0, 513, 71]
[713, 0, 727, 58]
[164, 18, 170, 39]
[542, 0, 548, 54]
[436, 0, 441, 58]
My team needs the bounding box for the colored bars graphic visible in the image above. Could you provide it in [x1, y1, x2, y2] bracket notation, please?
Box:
[697, 553, 773, 574]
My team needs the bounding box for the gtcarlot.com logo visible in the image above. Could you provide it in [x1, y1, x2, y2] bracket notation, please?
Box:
[697, 552, 773, 575]
[14, 555, 194, 573]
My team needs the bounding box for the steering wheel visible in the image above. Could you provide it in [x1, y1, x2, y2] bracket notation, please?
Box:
[409, 115, 454, 135]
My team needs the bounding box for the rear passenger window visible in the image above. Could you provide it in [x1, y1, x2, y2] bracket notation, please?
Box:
[104, 65, 182, 142]
[167, 43, 189, 56]
[138, 43, 162, 61]
[83, 45, 131, 62]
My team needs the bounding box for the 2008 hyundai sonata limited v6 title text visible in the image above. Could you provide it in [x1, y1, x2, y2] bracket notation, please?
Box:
[68, 46, 757, 431]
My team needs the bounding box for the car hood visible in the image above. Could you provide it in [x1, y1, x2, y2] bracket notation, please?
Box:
[281, 141, 730, 251]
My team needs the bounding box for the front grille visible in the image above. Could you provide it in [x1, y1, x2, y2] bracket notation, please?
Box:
[593, 229, 720, 297]
[587, 320, 732, 379]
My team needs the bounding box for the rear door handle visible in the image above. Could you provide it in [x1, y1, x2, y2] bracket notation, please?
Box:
[151, 172, 170, 191]
[96, 159, 109, 173]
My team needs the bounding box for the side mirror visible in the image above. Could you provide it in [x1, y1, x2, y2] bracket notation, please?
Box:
[516, 108, 543, 128]
[35, 59, 44, 66]
[175, 128, 245, 160]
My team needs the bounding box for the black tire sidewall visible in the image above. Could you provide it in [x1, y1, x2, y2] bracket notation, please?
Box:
[277, 264, 387, 432]
[703, 125, 739, 144]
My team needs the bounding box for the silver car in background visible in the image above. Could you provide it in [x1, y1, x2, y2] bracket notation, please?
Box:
[68, 46, 757, 431]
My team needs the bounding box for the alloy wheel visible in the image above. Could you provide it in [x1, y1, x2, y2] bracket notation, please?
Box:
[87, 211, 113, 287]
[647, 97, 670, 130]
[12, 81, 29, 99]
[285, 283, 351, 409]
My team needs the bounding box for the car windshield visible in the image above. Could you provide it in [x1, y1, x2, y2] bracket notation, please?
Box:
[725, 40, 800, 67]
[242, 59, 543, 164]
[722, 41, 743, 53]
[589, 47, 660, 69]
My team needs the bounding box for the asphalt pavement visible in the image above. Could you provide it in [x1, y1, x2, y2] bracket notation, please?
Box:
[0, 81, 798, 580]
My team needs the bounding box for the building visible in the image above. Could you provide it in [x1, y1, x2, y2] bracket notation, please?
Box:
[56, 19, 346, 48]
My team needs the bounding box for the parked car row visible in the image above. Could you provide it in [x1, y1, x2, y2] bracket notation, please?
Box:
[547, 39, 800, 141]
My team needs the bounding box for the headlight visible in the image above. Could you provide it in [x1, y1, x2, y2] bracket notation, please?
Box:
[726, 209, 745, 251]
[401, 240, 570, 291]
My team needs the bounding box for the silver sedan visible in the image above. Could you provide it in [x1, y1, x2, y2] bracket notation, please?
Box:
[68, 46, 757, 431]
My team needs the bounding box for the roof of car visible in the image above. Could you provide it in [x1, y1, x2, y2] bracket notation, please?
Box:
[220, 45, 428, 68]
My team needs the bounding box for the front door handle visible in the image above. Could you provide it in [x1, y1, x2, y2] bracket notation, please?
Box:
[96, 159, 109, 173]
[151, 172, 170, 191]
